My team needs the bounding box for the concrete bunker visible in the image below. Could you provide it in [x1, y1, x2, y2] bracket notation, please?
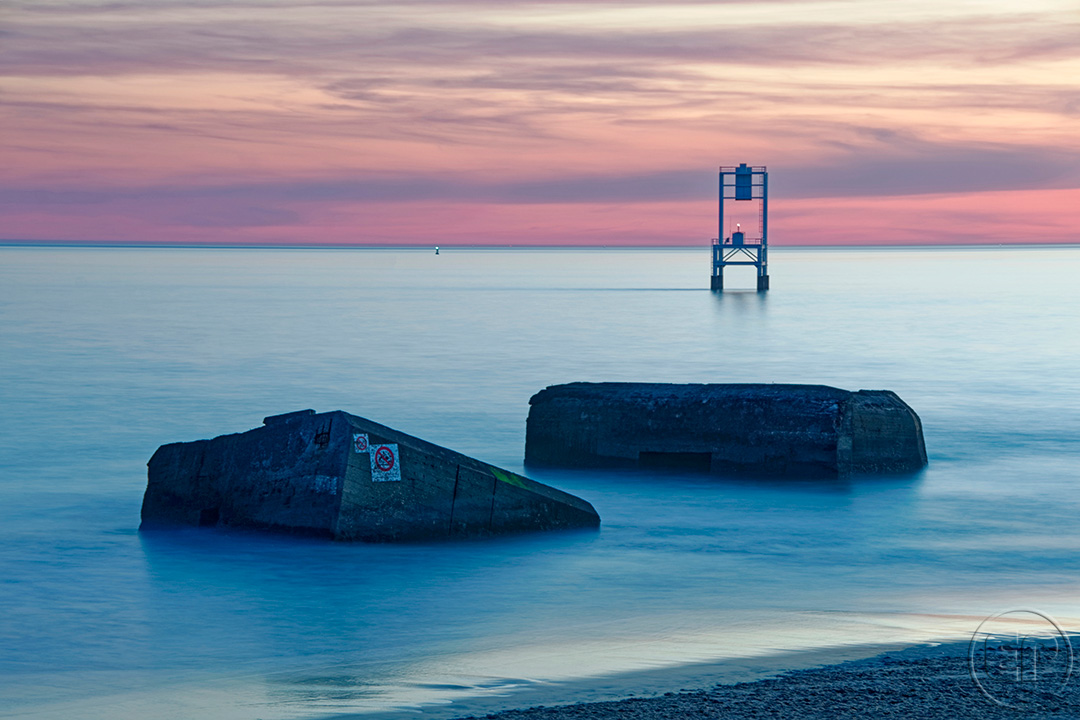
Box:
[525, 383, 927, 477]
[142, 409, 600, 541]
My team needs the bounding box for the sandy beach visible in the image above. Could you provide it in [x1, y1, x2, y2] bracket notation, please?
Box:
[451, 641, 1080, 720]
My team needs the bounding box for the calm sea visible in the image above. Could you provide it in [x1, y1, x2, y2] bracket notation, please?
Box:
[2, 245, 1079, 719]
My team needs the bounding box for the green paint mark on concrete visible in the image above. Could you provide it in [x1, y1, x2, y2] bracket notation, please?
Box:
[491, 467, 527, 489]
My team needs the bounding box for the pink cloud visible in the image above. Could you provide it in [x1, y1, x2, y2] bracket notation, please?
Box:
[5, 188, 1077, 247]
[2, 1, 1079, 246]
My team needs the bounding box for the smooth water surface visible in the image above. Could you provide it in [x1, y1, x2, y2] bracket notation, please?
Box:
[2, 246, 1079, 718]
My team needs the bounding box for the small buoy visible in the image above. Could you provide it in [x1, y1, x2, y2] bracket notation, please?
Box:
[435, 246, 439, 255]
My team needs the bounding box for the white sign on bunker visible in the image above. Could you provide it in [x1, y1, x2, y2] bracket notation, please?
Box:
[370, 443, 401, 482]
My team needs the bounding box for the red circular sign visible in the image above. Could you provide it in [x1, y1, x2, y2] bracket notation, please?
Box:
[354, 435, 368, 452]
[374, 446, 395, 472]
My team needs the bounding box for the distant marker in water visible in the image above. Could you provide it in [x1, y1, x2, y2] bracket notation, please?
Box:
[711, 163, 769, 292]
[435, 245, 439, 255]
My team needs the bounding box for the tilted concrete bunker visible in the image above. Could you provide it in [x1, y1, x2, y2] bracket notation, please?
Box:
[525, 383, 927, 477]
[142, 409, 600, 541]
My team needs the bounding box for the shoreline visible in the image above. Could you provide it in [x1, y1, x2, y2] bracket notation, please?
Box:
[432, 639, 1080, 720]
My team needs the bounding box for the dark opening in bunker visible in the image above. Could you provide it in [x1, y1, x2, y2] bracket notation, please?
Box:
[638, 452, 712, 472]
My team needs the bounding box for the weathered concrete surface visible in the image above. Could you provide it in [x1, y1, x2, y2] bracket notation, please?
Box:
[525, 383, 927, 477]
[141, 410, 600, 541]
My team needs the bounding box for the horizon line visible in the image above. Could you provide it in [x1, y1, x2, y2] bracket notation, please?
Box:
[3, 240, 1080, 250]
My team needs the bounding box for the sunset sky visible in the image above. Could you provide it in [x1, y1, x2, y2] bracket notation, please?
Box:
[3, 0, 1079, 246]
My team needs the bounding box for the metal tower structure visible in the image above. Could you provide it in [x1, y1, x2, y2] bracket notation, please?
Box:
[711, 163, 768, 291]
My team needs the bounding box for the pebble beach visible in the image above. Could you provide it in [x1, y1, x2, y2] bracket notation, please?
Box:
[453, 641, 1080, 720]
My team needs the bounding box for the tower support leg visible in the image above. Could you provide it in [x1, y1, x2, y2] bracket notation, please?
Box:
[711, 271, 723, 291]
[757, 273, 769, 292]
